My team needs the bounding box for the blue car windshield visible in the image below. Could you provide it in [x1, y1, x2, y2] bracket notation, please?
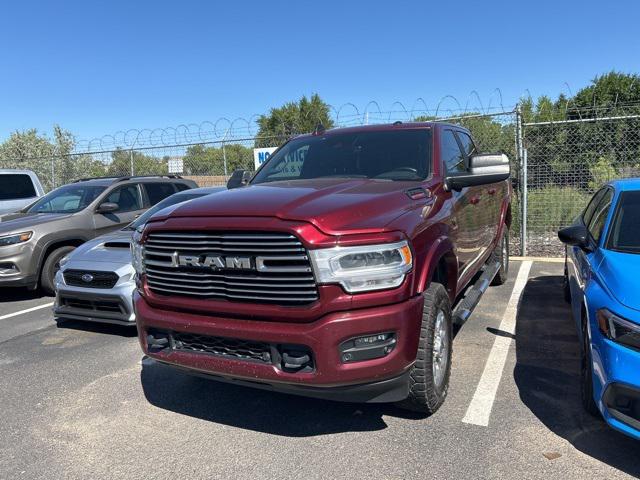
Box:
[26, 185, 106, 214]
[607, 191, 640, 253]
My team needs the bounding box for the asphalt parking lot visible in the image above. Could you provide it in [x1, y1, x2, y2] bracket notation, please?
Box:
[2, 260, 640, 480]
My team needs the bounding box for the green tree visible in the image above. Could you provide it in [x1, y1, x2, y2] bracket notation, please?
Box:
[255, 94, 334, 147]
[107, 148, 168, 176]
[183, 143, 254, 175]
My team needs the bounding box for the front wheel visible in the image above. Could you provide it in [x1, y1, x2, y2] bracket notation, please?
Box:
[581, 319, 600, 416]
[397, 282, 452, 414]
[40, 246, 76, 296]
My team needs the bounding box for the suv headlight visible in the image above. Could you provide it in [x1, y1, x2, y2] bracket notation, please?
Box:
[131, 227, 145, 276]
[597, 308, 640, 351]
[0, 231, 33, 247]
[309, 240, 412, 293]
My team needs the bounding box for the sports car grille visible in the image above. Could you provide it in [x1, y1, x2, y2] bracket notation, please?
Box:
[63, 270, 119, 289]
[143, 231, 318, 305]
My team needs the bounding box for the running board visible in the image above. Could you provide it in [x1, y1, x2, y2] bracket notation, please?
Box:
[452, 261, 501, 326]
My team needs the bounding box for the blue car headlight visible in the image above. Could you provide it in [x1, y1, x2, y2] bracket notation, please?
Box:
[597, 308, 640, 351]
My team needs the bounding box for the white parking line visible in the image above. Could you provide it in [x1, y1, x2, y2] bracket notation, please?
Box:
[0, 302, 54, 321]
[462, 260, 533, 427]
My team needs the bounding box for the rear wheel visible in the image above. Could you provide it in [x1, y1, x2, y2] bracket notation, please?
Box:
[40, 246, 76, 296]
[490, 226, 509, 286]
[397, 282, 452, 414]
[580, 318, 600, 416]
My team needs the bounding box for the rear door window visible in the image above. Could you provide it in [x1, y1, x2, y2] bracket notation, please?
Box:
[143, 183, 177, 205]
[0, 174, 37, 200]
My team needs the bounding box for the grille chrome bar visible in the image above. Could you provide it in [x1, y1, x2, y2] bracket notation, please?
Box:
[143, 231, 318, 305]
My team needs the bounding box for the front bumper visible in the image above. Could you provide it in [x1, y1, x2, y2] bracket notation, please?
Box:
[0, 240, 38, 287]
[135, 292, 424, 402]
[54, 276, 136, 325]
[593, 330, 640, 440]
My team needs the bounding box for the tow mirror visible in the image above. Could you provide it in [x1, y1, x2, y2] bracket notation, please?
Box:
[227, 170, 252, 189]
[558, 225, 592, 251]
[96, 202, 119, 214]
[445, 153, 510, 191]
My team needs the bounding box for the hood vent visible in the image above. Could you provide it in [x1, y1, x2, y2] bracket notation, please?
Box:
[104, 241, 130, 249]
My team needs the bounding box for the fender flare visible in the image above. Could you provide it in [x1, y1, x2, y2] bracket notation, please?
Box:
[416, 235, 458, 301]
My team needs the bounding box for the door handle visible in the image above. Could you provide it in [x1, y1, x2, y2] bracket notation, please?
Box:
[488, 188, 497, 195]
[470, 196, 481, 205]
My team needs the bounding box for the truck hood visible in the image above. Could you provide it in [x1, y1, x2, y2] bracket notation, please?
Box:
[0, 212, 74, 234]
[598, 250, 640, 312]
[151, 179, 418, 234]
[66, 229, 133, 265]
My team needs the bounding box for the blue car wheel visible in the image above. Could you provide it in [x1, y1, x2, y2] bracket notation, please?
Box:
[580, 316, 600, 416]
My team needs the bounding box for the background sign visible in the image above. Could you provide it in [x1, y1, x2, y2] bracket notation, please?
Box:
[253, 147, 278, 170]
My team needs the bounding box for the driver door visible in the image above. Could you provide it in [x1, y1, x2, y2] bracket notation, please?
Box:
[93, 184, 146, 237]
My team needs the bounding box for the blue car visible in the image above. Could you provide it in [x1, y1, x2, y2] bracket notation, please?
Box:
[559, 179, 640, 440]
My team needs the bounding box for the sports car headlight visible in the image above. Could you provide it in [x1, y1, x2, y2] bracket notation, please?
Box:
[0, 231, 33, 247]
[597, 308, 640, 351]
[309, 241, 412, 293]
[131, 227, 145, 276]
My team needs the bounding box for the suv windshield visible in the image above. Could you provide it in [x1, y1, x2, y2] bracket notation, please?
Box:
[26, 184, 106, 214]
[607, 191, 640, 253]
[252, 129, 432, 184]
[125, 191, 207, 230]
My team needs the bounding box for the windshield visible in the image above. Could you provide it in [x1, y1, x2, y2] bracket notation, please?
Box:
[26, 184, 106, 214]
[607, 191, 640, 253]
[252, 129, 432, 184]
[125, 192, 208, 230]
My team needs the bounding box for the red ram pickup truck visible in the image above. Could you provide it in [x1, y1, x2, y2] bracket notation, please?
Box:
[132, 122, 511, 413]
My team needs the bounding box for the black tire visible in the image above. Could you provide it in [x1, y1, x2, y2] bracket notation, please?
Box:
[563, 262, 572, 303]
[580, 318, 600, 417]
[397, 282, 452, 415]
[40, 246, 76, 295]
[490, 226, 509, 286]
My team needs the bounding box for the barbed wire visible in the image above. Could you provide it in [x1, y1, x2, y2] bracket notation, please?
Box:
[72, 90, 512, 153]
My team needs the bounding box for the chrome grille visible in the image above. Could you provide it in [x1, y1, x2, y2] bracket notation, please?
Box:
[143, 231, 318, 304]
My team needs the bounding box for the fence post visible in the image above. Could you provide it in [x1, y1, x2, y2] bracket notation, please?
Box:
[129, 150, 135, 176]
[515, 104, 527, 256]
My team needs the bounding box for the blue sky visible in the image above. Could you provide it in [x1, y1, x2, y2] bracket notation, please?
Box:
[1, 0, 639, 143]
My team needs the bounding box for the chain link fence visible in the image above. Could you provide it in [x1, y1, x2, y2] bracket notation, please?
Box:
[522, 106, 640, 256]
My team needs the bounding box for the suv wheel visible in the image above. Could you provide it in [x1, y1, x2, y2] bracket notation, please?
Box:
[40, 246, 76, 295]
[580, 318, 600, 416]
[490, 226, 509, 286]
[397, 282, 452, 414]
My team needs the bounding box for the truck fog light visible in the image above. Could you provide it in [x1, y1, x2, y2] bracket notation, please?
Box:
[339, 332, 396, 363]
[147, 330, 170, 352]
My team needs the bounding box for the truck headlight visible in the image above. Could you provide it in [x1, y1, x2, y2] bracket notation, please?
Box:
[309, 241, 412, 293]
[597, 308, 640, 351]
[131, 227, 145, 276]
[0, 231, 32, 247]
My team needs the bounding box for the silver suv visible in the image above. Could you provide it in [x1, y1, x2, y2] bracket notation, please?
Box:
[0, 175, 196, 294]
[54, 187, 224, 325]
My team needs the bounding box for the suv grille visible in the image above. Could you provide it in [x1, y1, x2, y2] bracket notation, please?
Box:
[64, 270, 119, 289]
[143, 231, 318, 304]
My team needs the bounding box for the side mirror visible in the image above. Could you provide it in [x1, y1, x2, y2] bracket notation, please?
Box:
[227, 170, 252, 189]
[558, 225, 592, 251]
[445, 153, 510, 191]
[96, 202, 119, 214]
